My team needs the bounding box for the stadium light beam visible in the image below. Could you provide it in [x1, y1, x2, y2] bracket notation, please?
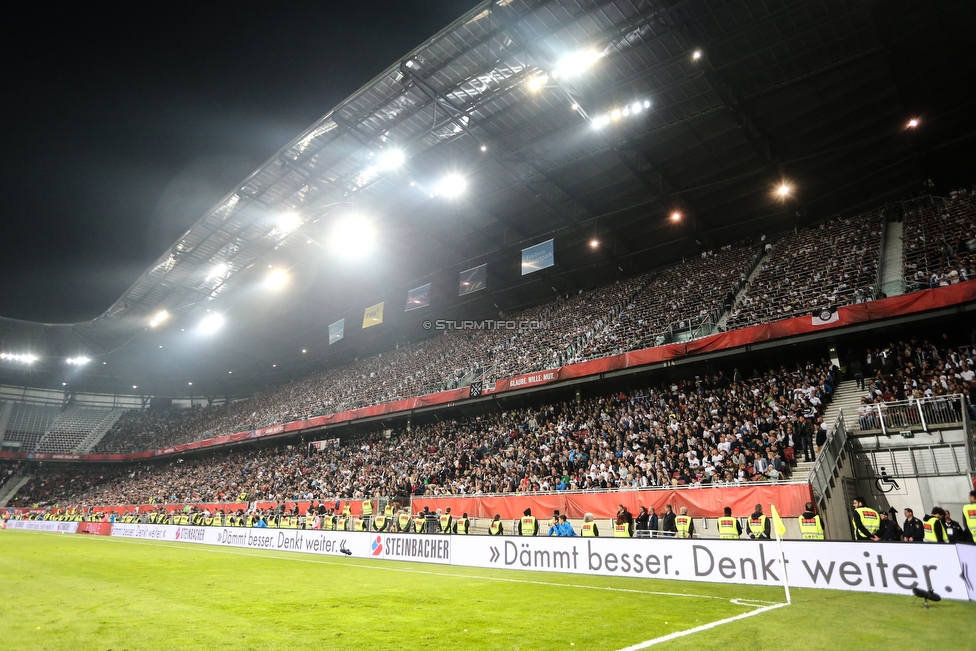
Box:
[277, 212, 302, 233]
[149, 310, 170, 328]
[527, 74, 549, 91]
[265, 268, 289, 291]
[206, 262, 228, 282]
[552, 49, 603, 79]
[330, 216, 376, 259]
[198, 313, 225, 335]
[376, 149, 405, 170]
[434, 174, 466, 198]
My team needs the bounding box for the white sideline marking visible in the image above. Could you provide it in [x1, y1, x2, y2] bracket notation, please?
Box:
[615, 602, 789, 650]
[5, 529, 782, 606]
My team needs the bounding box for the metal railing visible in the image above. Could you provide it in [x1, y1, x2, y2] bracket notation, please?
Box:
[809, 410, 849, 509]
[851, 395, 965, 434]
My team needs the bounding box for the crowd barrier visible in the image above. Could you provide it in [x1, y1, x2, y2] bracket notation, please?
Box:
[92, 523, 975, 601]
[412, 484, 814, 519]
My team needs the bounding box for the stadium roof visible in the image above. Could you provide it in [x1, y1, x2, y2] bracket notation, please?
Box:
[1, 0, 974, 397]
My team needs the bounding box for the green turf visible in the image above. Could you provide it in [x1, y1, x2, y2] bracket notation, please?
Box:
[1, 530, 972, 650]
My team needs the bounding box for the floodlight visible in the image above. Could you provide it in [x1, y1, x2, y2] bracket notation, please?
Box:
[527, 74, 549, 91]
[589, 239, 599, 248]
[631, 102, 643, 113]
[330, 216, 376, 258]
[693, 49, 703, 60]
[777, 183, 792, 197]
[643, 100, 651, 108]
[671, 211, 682, 221]
[480, 144, 487, 152]
[149, 310, 170, 328]
[907, 118, 919, 128]
[265, 268, 289, 291]
[610, 109, 621, 120]
[133, 385, 138, 389]
[66, 357, 91, 365]
[435, 174, 467, 198]
[198, 313, 225, 335]
[622, 107, 630, 116]
[206, 263, 228, 281]
[1, 353, 37, 364]
[277, 212, 301, 233]
[553, 50, 603, 78]
[375, 149, 406, 171]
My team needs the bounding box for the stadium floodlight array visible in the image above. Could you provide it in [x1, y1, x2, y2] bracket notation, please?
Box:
[66, 357, 91, 365]
[0, 352, 38, 364]
[148, 310, 170, 328]
[591, 100, 652, 128]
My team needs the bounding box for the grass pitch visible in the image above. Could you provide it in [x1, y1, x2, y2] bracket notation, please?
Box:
[1, 530, 973, 650]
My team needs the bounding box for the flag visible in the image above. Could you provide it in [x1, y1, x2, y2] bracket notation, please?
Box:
[459, 264, 487, 296]
[811, 307, 839, 326]
[770, 503, 787, 538]
[329, 319, 345, 344]
[238, 491, 248, 501]
[405, 283, 431, 311]
[468, 381, 483, 398]
[363, 302, 384, 328]
[521, 239, 555, 275]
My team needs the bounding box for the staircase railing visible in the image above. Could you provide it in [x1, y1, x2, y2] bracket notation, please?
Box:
[809, 410, 849, 510]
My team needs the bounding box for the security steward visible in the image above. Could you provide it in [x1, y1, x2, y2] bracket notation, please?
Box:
[717, 507, 742, 539]
[384, 502, 395, 517]
[439, 508, 454, 534]
[518, 508, 538, 536]
[454, 512, 470, 535]
[372, 511, 389, 533]
[963, 490, 976, 543]
[413, 511, 427, 534]
[397, 510, 413, 533]
[797, 502, 825, 540]
[581, 513, 599, 537]
[361, 498, 373, 530]
[748, 504, 771, 540]
[923, 507, 948, 543]
[674, 506, 695, 539]
[851, 496, 880, 541]
[488, 514, 504, 536]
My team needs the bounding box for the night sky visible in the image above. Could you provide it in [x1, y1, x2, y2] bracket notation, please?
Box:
[0, 1, 481, 324]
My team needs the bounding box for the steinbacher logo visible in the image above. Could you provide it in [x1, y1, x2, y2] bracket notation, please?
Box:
[371, 536, 383, 556]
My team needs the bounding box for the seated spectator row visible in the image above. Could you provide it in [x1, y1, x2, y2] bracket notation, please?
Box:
[853, 335, 976, 429]
[10, 357, 837, 508]
[727, 211, 883, 328]
[903, 191, 976, 292]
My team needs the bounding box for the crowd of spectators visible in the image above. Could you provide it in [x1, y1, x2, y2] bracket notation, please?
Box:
[61, 194, 976, 457]
[903, 191, 976, 292]
[726, 212, 883, 329]
[852, 334, 976, 429]
[579, 241, 760, 359]
[12, 357, 837, 508]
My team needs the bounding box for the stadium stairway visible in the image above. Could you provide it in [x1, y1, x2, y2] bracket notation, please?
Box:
[879, 219, 906, 297]
[78, 409, 125, 454]
[822, 380, 863, 438]
[716, 245, 769, 332]
[0, 470, 30, 507]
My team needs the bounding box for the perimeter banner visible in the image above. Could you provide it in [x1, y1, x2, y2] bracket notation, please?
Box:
[4, 520, 79, 533]
[97, 525, 971, 601]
